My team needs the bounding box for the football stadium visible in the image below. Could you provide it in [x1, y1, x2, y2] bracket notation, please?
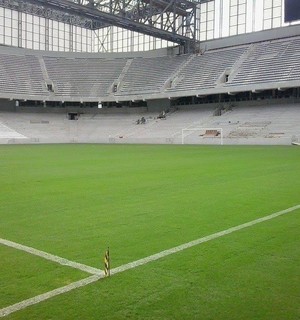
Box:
[0, 0, 300, 319]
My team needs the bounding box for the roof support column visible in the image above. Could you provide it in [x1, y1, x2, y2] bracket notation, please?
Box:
[17, 10, 22, 48]
[45, 18, 50, 51]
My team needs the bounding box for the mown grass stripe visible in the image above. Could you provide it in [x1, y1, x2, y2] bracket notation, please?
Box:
[1, 204, 298, 318]
[111, 204, 300, 275]
[0, 275, 102, 318]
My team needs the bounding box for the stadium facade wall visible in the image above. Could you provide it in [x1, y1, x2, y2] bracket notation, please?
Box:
[199, 24, 300, 51]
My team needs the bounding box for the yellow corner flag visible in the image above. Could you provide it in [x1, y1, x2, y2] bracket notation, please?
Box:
[104, 247, 110, 277]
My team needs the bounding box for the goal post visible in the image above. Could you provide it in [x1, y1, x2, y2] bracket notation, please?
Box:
[291, 135, 300, 146]
[181, 128, 223, 145]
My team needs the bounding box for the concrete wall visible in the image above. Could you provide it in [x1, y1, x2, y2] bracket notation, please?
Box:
[0, 44, 173, 59]
[176, 97, 300, 110]
[0, 99, 16, 111]
[199, 25, 300, 51]
[13, 106, 147, 114]
[147, 99, 171, 112]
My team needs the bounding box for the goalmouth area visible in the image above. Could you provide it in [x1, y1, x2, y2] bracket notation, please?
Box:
[1, 144, 299, 319]
[181, 128, 223, 145]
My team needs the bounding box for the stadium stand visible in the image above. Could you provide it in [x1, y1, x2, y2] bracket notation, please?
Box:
[117, 55, 187, 95]
[43, 56, 128, 98]
[226, 37, 300, 87]
[0, 26, 299, 146]
[0, 35, 299, 102]
[167, 45, 249, 91]
[1, 103, 299, 145]
[0, 53, 47, 97]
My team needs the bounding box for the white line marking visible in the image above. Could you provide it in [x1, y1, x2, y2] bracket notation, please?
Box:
[110, 204, 300, 275]
[1, 204, 299, 317]
[0, 275, 103, 318]
[0, 238, 102, 275]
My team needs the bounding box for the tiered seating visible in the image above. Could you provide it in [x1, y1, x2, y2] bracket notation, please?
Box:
[0, 35, 299, 101]
[118, 55, 187, 95]
[2, 104, 300, 145]
[280, 37, 300, 81]
[168, 46, 248, 91]
[43, 56, 128, 98]
[227, 37, 300, 86]
[0, 54, 47, 96]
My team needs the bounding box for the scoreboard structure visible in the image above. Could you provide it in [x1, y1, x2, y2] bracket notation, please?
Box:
[285, 0, 300, 23]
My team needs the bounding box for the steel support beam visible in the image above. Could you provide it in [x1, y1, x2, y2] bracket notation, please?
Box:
[0, 0, 200, 52]
[0, 0, 103, 29]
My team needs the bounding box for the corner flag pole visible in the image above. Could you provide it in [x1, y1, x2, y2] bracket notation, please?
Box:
[104, 247, 110, 277]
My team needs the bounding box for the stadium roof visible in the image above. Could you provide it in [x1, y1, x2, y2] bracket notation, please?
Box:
[0, 0, 212, 51]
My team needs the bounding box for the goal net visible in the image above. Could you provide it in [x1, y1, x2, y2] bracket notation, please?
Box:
[181, 128, 223, 145]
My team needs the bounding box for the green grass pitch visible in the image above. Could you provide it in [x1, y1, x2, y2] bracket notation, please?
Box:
[1, 144, 299, 319]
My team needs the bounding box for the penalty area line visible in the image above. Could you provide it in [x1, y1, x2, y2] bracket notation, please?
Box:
[1, 204, 299, 317]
